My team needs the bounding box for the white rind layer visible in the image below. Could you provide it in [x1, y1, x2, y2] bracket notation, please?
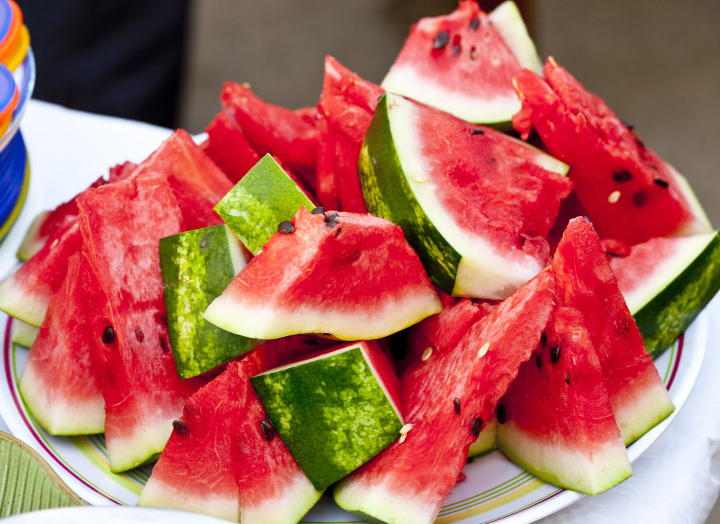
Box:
[18, 357, 105, 436]
[468, 417, 498, 458]
[612, 375, 675, 447]
[225, 224, 249, 275]
[668, 164, 713, 237]
[388, 94, 544, 299]
[487, 1, 543, 74]
[497, 420, 632, 495]
[138, 477, 240, 522]
[203, 284, 442, 341]
[621, 233, 715, 315]
[0, 274, 49, 327]
[334, 474, 435, 524]
[16, 210, 50, 261]
[10, 319, 39, 347]
[382, 65, 521, 126]
[108, 415, 176, 473]
[502, 133, 570, 176]
[241, 471, 324, 524]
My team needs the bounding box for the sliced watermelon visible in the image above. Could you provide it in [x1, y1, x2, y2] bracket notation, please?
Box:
[512, 58, 711, 245]
[106, 160, 138, 183]
[610, 231, 720, 358]
[131, 129, 234, 230]
[139, 337, 328, 522]
[18, 254, 105, 436]
[360, 92, 571, 299]
[381, 0, 539, 126]
[552, 218, 675, 446]
[10, 318, 38, 347]
[204, 207, 442, 341]
[334, 270, 556, 524]
[202, 111, 260, 183]
[316, 56, 384, 213]
[78, 173, 209, 472]
[497, 307, 632, 495]
[220, 82, 318, 191]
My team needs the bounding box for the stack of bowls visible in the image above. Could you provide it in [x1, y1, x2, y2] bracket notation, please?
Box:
[0, 0, 34, 244]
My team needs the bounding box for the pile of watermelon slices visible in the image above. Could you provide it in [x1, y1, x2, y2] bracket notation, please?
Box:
[1, 1, 719, 523]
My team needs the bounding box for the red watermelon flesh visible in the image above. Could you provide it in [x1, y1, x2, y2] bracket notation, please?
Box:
[552, 218, 675, 446]
[202, 111, 261, 183]
[512, 58, 711, 245]
[138, 336, 331, 521]
[204, 207, 442, 342]
[131, 129, 234, 230]
[381, 0, 524, 125]
[78, 173, 209, 473]
[316, 56, 384, 213]
[220, 81, 318, 191]
[333, 270, 556, 524]
[497, 307, 632, 495]
[18, 254, 106, 436]
[107, 160, 138, 183]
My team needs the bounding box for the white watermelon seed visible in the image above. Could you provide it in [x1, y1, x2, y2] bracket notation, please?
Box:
[413, 173, 429, 183]
[608, 191, 621, 204]
[477, 342, 490, 358]
[421, 347, 433, 361]
[399, 433, 407, 444]
[400, 424, 413, 435]
[50, 238, 59, 249]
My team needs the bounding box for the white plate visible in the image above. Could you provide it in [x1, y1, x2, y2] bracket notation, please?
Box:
[0, 310, 706, 523]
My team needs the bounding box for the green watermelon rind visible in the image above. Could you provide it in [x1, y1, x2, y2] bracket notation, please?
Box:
[497, 420, 632, 496]
[487, 1, 542, 74]
[361, 94, 565, 299]
[10, 319, 39, 348]
[16, 211, 50, 262]
[626, 231, 720, 360]
[250, 343, 404, 491]
[160, 224, 253, 379]
[467, 418, 498, 458]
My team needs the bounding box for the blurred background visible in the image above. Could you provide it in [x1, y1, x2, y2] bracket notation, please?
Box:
[17, 0, 720, 223]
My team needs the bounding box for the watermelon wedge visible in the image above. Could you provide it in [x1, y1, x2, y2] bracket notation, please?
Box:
[381, 0, 539, 126]
[202, 111, 260, 183]
[78, 173, 209, 472]
[316, 56, 384, 213]
[334, 270, 556, 524]
[19, 254, 105, 436]
[221, 82, 318, 191]
[512, 58, 711, 245]
[204, 207, 442, 341]
[10, 319, 38, 347]
[360, 92, 571, 299]
[552, 218, 675, 446]
[497, 307, 632, 495]
[610, 231, 720, 358]
[131, 129, 234, 231]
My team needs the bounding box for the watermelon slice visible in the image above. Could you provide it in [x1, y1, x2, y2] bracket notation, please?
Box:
[316, 56, 384, 213]
[610, 231, 720, 358]
[360, 92, 571, 299]
[497, 307, 632, 495]
[220, 81, 318, 191]
[251, 340, 403, 491]
[78, 173, 209, 472]
[202, 111, 260, 183]
[552, 218, 675, 446]
[512, 58, 711, 245]
[204, 207, 442, 341]
[381, 0, 540, 126]
[131, 129, 234, 231]
[18, 254, 105, 436]
[334, 270, 556, 524]
[10, 319, 38, 347]
[139, 337, 329, 522]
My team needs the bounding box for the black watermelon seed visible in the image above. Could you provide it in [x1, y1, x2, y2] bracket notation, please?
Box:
[470, 128, 484, 136]
[278, 221, 295, 234]
[470, 18, 480, 30]
[497, 405, 507, 424]
[466, 456, 474, 464]
[650, 164, 658, 170]
[633, 190, 647, 207]
[454, 398, 461, 416]
[260, 419, 276, 441]
[159, 336, 169, 353]
[536, 355, 542, 370]
[613, 170, 633, 183]
[471, 417, 483, 436]
[102, 326, 115, 344]
[135, 328, 144, 343]
[634, 136, 645, 148]
[621, 120, 634, 131]
[172, 420, 190, 437]
[433, 31, 450, 50]
[550, 345, 561, 364]
[325, 212, 339, 222]
[311, 206, 325, 215]
[452, 45, 461, 55]
[541, 332, 547, 346]
[327, 220, 340, 228]
[654, 178, 669, 189]
[566, 373, 570, 385]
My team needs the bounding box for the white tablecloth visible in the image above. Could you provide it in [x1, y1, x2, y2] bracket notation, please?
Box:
[2, 100, 719, 524]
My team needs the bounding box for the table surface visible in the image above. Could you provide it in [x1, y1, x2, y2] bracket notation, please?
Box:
[2, 99, 719, 524]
